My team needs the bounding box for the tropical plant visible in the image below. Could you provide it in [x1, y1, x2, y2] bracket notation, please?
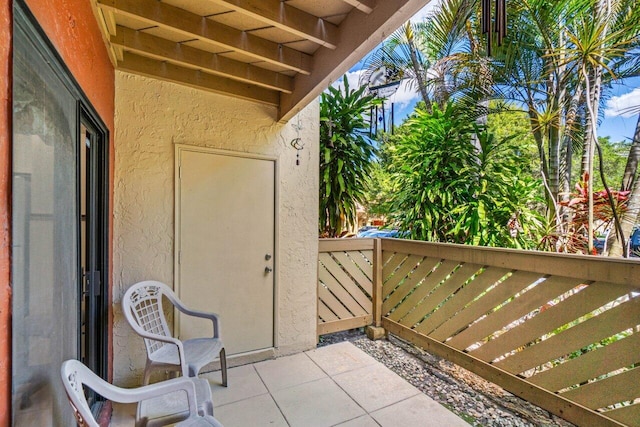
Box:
[388, 102, 543, 247]
[540, 173, 629, 253]
[319, 76, 380, 237]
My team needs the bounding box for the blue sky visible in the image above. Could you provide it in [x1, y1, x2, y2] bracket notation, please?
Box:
[334, 1, 639, 144]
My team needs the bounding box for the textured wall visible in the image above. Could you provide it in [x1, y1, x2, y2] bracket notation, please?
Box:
[113, 71, 319, 385]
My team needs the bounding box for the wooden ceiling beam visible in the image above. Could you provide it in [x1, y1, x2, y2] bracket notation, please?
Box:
[206, 0, 339, 49]
[340, 0, 376, 14]
[118, 52, 280, 106]
[279, 0, 429, 122]
[111, 26, 293, 93]
[97, 0, 312, 74]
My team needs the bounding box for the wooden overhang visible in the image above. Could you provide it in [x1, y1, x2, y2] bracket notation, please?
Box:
[90, 0, 431, 122]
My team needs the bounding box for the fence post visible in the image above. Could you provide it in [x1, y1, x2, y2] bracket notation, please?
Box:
[372, 238, 383, 327]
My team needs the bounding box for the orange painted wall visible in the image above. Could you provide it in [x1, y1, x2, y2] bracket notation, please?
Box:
[24, 0, 115, 130]
[0, 0, 12, 424]
[0, 0, 116, 423]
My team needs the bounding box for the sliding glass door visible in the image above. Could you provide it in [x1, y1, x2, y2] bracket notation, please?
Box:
[12, 3, 109, 425]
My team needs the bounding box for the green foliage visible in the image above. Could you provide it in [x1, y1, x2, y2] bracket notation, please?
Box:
[389, 102, 544, 248]
[571, 136, 631, 190]
[319, 76, 380, 237]
[486, 105, 539, 178]
[363, 161, 395, 219]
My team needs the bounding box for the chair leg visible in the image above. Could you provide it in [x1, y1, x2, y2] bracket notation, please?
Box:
[143, 360, 153, 385]
[220, 348, 228, 387]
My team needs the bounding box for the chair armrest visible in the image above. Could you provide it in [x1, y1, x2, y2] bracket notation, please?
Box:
[98, 377, 200, 416]
[134, 329, 189, 376]
[171, 298, 222, 340]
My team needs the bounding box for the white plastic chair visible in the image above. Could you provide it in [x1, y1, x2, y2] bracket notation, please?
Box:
[60, 359, 223, 427]
[123, 280, 227, 386]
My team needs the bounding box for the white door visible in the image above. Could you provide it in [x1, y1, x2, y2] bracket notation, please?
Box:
[176, 147, 275, 355]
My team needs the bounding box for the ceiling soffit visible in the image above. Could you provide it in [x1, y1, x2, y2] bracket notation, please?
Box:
[91, 0, 431, 122]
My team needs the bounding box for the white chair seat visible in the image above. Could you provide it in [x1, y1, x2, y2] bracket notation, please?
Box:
[152, 338, 224, 377]
[60, 359, 224, 427]
[137, 377, 214, 427]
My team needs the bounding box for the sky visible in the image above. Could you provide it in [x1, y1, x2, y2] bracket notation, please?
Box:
[332, 0, 639, 144]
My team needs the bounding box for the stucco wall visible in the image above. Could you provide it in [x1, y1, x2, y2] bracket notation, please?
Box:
[113, 71, 319, 385]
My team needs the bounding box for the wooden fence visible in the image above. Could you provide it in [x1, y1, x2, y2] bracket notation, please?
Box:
[317, 239, 375, 336]
[318, 238, 640, 427]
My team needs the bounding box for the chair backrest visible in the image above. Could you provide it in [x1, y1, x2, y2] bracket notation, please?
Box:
[60, 360, 106, 427]
[123, 280, 175, 359]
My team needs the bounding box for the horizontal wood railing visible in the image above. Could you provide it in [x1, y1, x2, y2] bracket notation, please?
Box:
[318, 238, 640, 427]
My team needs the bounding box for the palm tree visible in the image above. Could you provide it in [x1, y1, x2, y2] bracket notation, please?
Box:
[492, 0, 639, 248]
[360, 0, 477, 113]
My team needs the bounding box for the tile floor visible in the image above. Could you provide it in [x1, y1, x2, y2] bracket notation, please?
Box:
[111, 341, 469, 427]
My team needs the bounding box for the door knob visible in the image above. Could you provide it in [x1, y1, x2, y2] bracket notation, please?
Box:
[264, 266, 273, 273]
[265, 254, 272, 260]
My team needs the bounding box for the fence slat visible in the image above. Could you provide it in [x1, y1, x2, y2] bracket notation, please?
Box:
[414, 267, 510, 337]
[387, 259, 460, 322]
[349, 250, 373, 282]
[381, 249, 396, 269]
[318, 264, 368, 316]
[382, 254, 424, 298]
[433, 271, 544, 344]
[331, 251, 373, 295]
[382, 258, 441, 315]
[318, 315, 372, 336]
[447, 275, 581, 351]
[320, 253, 371, 313]
[559, 366, 640, 410]
[495, 297, 640, 374]
[398, 263, 482, 328]
[603, 402, 640, 426]
[318, 300, 339, 322]
[317, 282, 353, 319]
[528, 332, 640, 392]
[471, 282, 631, 362]
[319, 238, 374, 252]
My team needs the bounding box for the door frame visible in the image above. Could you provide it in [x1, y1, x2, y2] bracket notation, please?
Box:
[77, 104, 110, 383]
[174, 144, 279, 351]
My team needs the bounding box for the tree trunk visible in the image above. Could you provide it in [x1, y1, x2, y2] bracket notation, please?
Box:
[609, 114, 640, 256]
[608, 177, 640, 257]
[582, 65, 603, 254]
[561, 86, 584, 202]
[621, 113, 640, 191]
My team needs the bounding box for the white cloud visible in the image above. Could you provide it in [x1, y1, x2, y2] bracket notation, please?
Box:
[386, 80, 421, 109]
[605, 88, 640, 118]
[410, 0, 443, 23]
[331, 70, 366, 91]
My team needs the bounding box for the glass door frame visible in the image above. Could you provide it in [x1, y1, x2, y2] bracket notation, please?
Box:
[77, 104, 109, 385]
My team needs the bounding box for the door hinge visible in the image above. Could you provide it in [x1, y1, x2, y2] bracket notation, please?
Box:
[178, 250, 181, 264]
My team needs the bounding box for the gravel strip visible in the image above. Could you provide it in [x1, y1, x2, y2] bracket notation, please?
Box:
[319, 329, 574, 427]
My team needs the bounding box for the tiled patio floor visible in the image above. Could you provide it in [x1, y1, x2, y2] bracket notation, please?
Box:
[111, 341, 469, 427]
